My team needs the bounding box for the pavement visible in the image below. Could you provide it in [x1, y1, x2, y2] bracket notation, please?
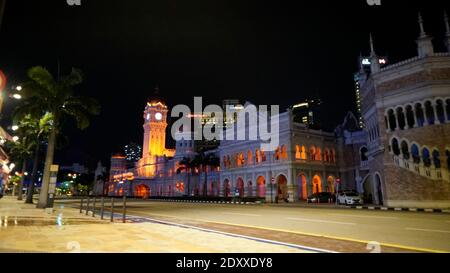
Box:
[0, 196, 315, 253]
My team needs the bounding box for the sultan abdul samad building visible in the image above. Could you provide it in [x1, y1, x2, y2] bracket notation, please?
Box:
[105, 15, 450, 209]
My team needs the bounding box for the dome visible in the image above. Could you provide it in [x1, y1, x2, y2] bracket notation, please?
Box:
[147, 86, 167, 108]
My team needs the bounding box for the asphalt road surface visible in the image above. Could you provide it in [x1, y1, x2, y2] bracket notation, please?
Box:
[57, 199, 450, 252]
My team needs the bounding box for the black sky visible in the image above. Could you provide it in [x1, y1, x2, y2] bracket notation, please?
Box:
[0, 0, 449, 169]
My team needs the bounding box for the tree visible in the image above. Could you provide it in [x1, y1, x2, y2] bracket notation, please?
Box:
[176, 157, 195, 196]
[17, 66, 100, 208]
[4, 113, 51, 200]
[10, 113, 53, 203]
[193, 152, 220, 197]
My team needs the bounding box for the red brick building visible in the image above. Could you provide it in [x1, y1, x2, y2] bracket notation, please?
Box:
[358, 15, 450, 208]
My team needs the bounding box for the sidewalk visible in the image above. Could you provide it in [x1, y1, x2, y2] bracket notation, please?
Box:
[0, 197, 313, 253]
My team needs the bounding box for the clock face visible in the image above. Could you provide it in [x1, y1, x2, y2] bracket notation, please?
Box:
[155, 112, 163, 121]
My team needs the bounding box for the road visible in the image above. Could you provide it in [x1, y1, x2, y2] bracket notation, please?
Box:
[57, 199, 450, 252]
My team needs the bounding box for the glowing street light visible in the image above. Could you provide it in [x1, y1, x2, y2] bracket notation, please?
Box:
[11, 125, 18, 131]
[12, 136, 19, 142]
[12, 94, 22, 100]
[15, 85, 22, 91]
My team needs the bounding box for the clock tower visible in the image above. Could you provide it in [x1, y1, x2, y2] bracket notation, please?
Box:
[142, 99, 168, 157]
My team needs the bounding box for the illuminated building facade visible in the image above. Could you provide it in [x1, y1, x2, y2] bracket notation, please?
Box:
[358, 15, 450, 208]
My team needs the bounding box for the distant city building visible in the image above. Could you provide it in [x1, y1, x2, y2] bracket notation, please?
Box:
[60, 163, 89, 175]
[124, 142, 142, 165]
[291, 99, 322, 129]
[354, 53, 389, 128]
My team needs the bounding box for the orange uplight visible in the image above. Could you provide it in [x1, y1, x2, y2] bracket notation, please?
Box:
[0, 69, 6, 92]
[147, 101, 167, 108]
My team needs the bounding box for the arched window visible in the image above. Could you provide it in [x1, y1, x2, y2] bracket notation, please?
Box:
[406, 105, 415, 128]
[281, 145, 288, 160]
[422, 148, 431, 167]
[360, 146, 368, 161]
[446, 150, 450, 170]
[330, 149, 336, 163]
[396, 107, 406, 130]
[388, 109, 397, 131]
[415, 103, 425, 127]
[391, 138, 400, 156]
[247, 150, 253, 165]
[324, 149, 330, 162]
[401, 141, 410, 160]
[255, 149, 261, 163]
[261, 150, 267, 162]
[432, 150, 441, 168]
[274, 147, 280, 160]
[238, 153, 245, 167]
[384, 116, 389, 131]
[446, 99, 450, 121]
[425, 101, 435, 125]
[411, 144, 420, 164]
[310, 146, 316, 161]
[295, 145, 301, 160]
[436, 100, 445, 124]
[316, 147, 322, 161]
[301, 146, 307, 160]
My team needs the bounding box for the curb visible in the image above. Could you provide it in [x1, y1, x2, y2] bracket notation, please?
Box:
[149, 199, 262, 205]
[349, 206, 450, 214]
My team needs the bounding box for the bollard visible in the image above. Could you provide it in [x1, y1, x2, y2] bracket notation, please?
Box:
[122, 195, 127, 223]
[92, 196, 96, 217]
[79, 197, 84, 213]
[100, 196, 105, 220]
[110, 197, 114, 222]
[86, 196, 90, 215]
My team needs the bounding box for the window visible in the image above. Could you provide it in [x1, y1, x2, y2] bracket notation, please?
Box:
[425, 101, 435, 125]
[436, 100, 445, 124]
[422, 148, 431, 167]
[415, 103, 425, 127]
[411, 144, 420, 164]
[396, 107, 406, 130]
[388, 109, 397, 131]
[406, 105, 415, 128]
[432, 150, 441, 168]
[391, 138, 400, 156]
[401, 141, 410, 160]
[360, 146, 368, 161]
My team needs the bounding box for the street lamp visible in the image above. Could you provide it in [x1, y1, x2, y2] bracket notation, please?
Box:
[12, 94, 21, 100]
[11, 125, 18, 131]
[12, 136, 19, 142]
[15, 86, 22, 91]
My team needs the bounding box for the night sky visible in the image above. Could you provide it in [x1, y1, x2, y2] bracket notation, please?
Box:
[0, 0, 449, 170]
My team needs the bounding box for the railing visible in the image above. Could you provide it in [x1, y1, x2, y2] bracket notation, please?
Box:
[392, 155, 450, 182]
[79, 195, 128, 223]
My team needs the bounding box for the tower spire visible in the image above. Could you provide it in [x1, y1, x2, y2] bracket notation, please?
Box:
[369, 34, 380, 73]
[369, 33, 375, 55]
[445, 10, 450, 53]
[445, 10, 450, 34]
[416, 12, 434, 57]
[418, 12, 426, 37]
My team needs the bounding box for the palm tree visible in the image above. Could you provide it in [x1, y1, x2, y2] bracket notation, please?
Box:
[17, 66, 100, 208]
[4, 139, 31, 200]
[193, 152, 220, 197]
[176, 157, 195, 196]
[13, 114, 53, 203]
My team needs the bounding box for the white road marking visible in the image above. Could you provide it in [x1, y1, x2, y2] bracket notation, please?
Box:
[286, 217, 356, 226]
[327, 213, 399, 220]
[222, 212, 261, 217]
[405, 227, 450, 234]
